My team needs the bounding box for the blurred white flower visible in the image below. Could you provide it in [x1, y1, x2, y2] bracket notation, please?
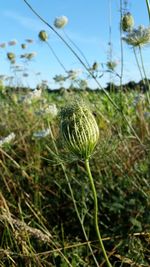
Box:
[54, 16, 68, 29]
[53, 74, 66, 83]
[0, 132, 15, 147]
[35, 104, 58, 118]
[67, 69, 82, 80]
[19, 89, 42, 104]
[45, 104, 58, 117]
[106, 60, 119, 71]
[132, 93, 145, 106]
[122, 25, 150, 47]
[33, 128, 51, 138]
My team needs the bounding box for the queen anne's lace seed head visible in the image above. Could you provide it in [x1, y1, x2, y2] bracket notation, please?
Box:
[121, 12, 134, 32]
[21, 43, 27, 49]
[60, 102, 99, 160]
[7, 52, 16, 61]
[39, 30, 48, 42]
[54, 16, 68, 29]
[106, 60, 118, 71]
[122, 25, 150, 47]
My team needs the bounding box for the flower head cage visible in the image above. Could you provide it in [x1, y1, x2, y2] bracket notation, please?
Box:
[39, 31, 48, 42]
[7, 52, 16, 61]
[60, 102, 99, 160]
[54, 16, 68, 29]
[121, 12, 134, 32]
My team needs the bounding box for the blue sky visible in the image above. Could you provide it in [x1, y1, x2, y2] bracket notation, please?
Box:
[0, 0, 149, 89]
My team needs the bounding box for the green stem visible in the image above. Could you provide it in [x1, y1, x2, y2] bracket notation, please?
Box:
[139, 46, 150, 105]
[85, 159, 112, 267]
[63, 29, 91, 68]
[48, 126, 99, 266]
[145, 0, 150, 23]
[46, 41, 67, 73]
[133, 47, 144, 81]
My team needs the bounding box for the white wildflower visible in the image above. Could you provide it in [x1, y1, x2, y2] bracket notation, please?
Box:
[45, 104, 58, 117]
[54, 16, 68, 29]
[122, 25, 150, 47]
[67, 69, 82, 80]
[53, 74, 66, 83]
[0, 133, 15, 147]
[19, 89, 42, 104]
[33, 128, 51, 138]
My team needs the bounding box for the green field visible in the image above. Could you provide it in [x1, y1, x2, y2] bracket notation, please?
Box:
[0, 86, 150, 266]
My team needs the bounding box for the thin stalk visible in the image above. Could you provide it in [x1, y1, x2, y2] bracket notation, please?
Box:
[46, 41, 67, 73]
[62, 164, 100, 267]
[63, 29, 91, 68]
[119, 0, 124, 108]
[108, 0, 113, 84]
[85, 159, 112, 267]
[139, 45, 149, 81]
[48, 126, 99, 266]
[133, 47, 144, 81]
[145, 0, 150, 23]
[139, 45, 150, 104]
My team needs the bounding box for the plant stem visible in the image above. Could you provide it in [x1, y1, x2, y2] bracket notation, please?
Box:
[85, 158, 112, 267]
[133, 47, 144, 81]
[63, 29, 91, 68]
[46, 41, 67, 72]
[145, 0, 150, 23]
[139, 45, 150, 104]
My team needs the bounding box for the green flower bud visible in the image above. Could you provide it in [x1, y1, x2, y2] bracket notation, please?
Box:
[21, 43, 27, 49]
[60, 102, 99, 160]
[39, 30, 48, 42]
[7, 52, 16, 61]
[121, 12, 134, 32]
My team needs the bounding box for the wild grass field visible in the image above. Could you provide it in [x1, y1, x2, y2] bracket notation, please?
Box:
[0, 86, 150, 267]
[1, 0, 150, 266]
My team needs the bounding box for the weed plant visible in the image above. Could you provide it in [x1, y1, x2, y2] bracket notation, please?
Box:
[0, 0, 150, 266]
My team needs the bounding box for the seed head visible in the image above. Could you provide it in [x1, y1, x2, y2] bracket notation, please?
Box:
[21, 43, 27, 49]
[122, 25, 150, 47]
[60, 102, 99, 160]
[7, 52, 16, 61]
[121, 12, 134, 32]
[106, 60, 118, 71]
[39, 30, 48, 42]
[54, 16, 68, 29]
